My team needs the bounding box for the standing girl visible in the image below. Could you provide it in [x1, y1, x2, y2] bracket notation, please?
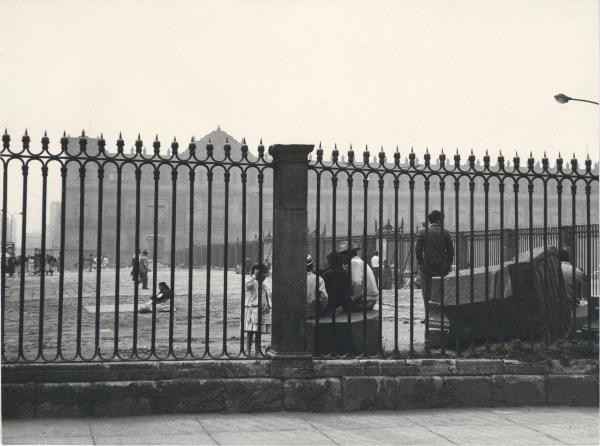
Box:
[244, 263, 271, 356]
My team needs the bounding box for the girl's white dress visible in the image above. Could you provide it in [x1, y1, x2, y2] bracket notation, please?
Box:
[244, 277, 272, 333]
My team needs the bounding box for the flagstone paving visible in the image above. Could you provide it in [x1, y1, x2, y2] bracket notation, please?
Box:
[3, 407, 598, 445]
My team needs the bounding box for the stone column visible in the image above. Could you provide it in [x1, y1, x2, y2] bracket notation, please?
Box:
[268, 144, 314, 377]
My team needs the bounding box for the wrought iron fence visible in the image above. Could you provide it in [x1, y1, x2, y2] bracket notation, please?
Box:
[2, 131, 598, 363]
[1, 130, 273, 362]
[308, 145, 599, 357]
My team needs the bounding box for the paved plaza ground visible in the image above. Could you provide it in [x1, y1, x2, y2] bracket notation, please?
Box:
[2, 407, 598, 445]
[3, 268, 424, 359]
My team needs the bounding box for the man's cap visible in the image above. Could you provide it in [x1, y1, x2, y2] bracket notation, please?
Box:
[307, 255, 314, 268]
[142, 250, 149, 255]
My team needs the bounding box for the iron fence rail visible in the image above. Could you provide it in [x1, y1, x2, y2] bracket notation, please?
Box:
[1, 131, 598, 363]
[1, 131, 272, 362]
[308, 146, 599, 357]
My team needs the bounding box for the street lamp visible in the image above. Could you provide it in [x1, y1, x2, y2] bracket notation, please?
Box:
[554, 93, 599, 106]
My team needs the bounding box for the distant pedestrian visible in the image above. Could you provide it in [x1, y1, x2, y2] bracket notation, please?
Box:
[370, 251, 381, 287]
[415, 210, 454, 306]
[140, 250, 150, 289]
[101, 255, 109, 269]
[139, 281, 172, 313]
[306, 255, 328, 318]
[86, 254, 94, 272]
[244, 263, 271, 356]
[7, 254, 15, 278]
[28, 256, 35, 275]
[47, 255, 57, 276]
[130, 250, 141, 284]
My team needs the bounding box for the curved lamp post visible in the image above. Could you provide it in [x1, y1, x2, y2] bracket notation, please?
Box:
[554, 93, 598, 106]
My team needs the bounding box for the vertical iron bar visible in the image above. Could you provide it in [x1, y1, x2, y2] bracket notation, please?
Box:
[314, 171, 321, 356]
[483, 180, 490, 350]
[469, 178, 475, 354]
[240, 170, 247, 355]
[362, 176, 368, 355]
[132, 166, 141, 357]
[499, 182, 505, 349]
[222, 170, 229, 356]
[169, 169, 178, 355]
[454, 178, 460, 355]
[75, 165, 85, 359]
[58, 165, 68, 359]
[331, 175, 337, 354]
[187, 169, 195, 356]
[37, 164, 48, 360]
[378, 176, 384, 355]
[94, 166, 104, 357]
[113, 164, 122, 358]
[393, 176, 399, 356]
[257, 171, 264, 356]
[409, 177, 415, 354]
[586, 183, 592, 341]
[204, 170, 213, 356]
[151, 168, 159, 356]
[570, 184, 577, 341]
[439, 179, 446, 355]
[423, 178, 430, 355]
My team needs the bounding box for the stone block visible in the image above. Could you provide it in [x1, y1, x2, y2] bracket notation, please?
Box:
[406, 359, 456, 375]
[360, 359, 406, 376]
[102, 362, 160, 381]
[442, 376, 492, 407]
[90, 381, 157, 417]
[306, 311, 381, 356]
[158, 360, 270, 380]
[284, 378, 342, 411]
[502, 360, 549, 375]
[35, 382, 102, 417]
[314, 359, 361, 377]
[548, 359, 599, 375]
[492, 375, 546, 406]
[395, 377, 444, 409]
[223, 378, 284, 412]
[342, 377, 395, 411]
[547, 375, 599, 406]
[456, 360, 503, 375]
[155, 379, 224, 414]
[270, 356, 314, 379]
[2, 383, 35, 418]
[3, 363, 105, 384]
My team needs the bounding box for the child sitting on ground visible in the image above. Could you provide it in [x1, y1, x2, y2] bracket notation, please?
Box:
[139, 281, 173, 313]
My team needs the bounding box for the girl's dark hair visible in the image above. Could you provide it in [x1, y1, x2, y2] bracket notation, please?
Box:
[251, 263, 268, 275]
[158, 281, 169, 289]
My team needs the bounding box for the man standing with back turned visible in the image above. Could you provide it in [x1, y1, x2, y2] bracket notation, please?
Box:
[415, 210, 454, 305]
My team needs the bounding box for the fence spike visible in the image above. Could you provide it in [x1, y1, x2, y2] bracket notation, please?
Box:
[119, 131, 122, 139]
[398, 145, 401, 153]
[226, 136, 229, 143]
[44, 130, 47, 137]
[24, 128, 28, 136]
[81, 129, 85, 137]
[242, 137, 246, 144]
[3, 127, 7, 135]
[259, 138, 263, 145]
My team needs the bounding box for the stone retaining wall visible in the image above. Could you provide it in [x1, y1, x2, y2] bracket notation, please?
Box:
[3, 359, 598, 418]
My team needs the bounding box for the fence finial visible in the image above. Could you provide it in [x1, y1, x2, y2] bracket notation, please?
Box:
[24, 128, 28, 136]
[81, 129, 85, 137]
[41, 131, 49, 150]
[171, 136, 179, 156]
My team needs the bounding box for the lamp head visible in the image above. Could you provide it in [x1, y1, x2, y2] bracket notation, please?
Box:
[554, 93, 571, 104]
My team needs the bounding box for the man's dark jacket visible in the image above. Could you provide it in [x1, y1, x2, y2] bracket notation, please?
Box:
[415, 222, 454, 276]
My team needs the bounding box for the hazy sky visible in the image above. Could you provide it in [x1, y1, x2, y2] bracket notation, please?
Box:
[1, 0, 598, 160]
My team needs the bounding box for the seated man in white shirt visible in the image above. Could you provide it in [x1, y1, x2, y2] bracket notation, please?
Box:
[350, 249, 379, 310]
[306, 255, 328, 318]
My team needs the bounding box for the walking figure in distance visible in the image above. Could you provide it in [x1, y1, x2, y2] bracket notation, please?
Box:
[244, 263, 271, 356]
